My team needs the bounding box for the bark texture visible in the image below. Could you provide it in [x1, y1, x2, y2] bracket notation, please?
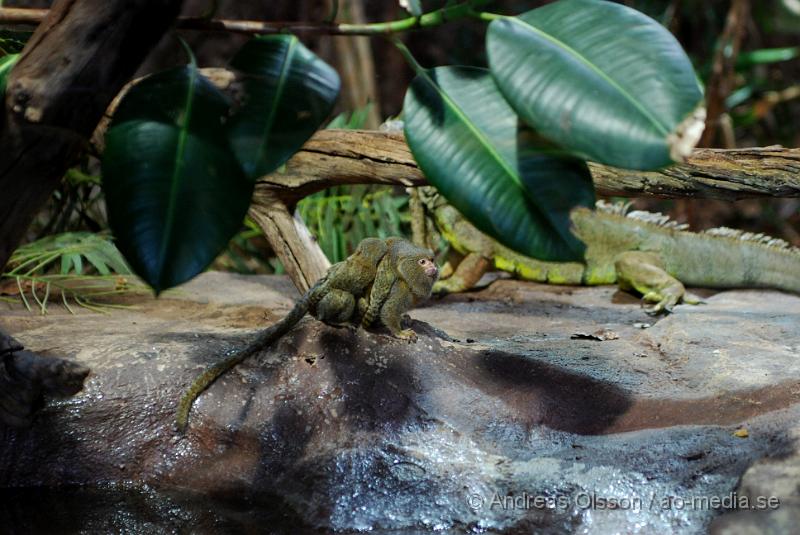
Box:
[588, 146, 800, 199]
[269, 130, 800, 203]
[249, 188, 330, 294]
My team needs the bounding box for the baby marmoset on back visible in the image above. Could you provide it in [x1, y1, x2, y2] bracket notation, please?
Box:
[177, 237, 438, 431]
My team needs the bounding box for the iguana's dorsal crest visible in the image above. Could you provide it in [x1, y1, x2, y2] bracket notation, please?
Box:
[594, 200, 798, 255]
[595, 200, 689, 230]
[704, 226, 800, 254]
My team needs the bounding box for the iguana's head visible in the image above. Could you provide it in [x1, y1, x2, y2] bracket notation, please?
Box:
[415, 186, 448, 215]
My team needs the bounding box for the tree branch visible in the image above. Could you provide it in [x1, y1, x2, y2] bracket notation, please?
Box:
[248, 190, 330, 294]
[260, 130, 424, 206]
[263, 130, 800, 204]
[0, 7, 49, 24]
[589, 146, 800, 199]
[255, 130, 800, 289]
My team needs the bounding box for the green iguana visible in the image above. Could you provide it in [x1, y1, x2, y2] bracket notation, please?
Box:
[411, 187, 799, 314]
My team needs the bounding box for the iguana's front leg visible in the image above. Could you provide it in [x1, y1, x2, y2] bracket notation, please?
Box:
[437, 247, 464, 280]
[433, 253, 491, 294]
[614, 251, 703, 315]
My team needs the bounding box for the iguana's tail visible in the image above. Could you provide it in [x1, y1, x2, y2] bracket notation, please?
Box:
[176, 280, 324, 432]
[667, 229, 800, 293]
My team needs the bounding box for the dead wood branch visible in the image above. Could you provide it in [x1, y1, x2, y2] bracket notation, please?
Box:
[266, 130, 800, 203]
[587, 146, 800, 199]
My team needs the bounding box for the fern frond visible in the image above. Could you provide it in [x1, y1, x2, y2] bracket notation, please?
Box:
[2, 233, 141, 314]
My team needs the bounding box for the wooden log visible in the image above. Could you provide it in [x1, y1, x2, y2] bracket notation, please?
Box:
[260, 130, 424, 205]
[248, 188, 330, 294]
[589, 146, 800, 200]
[265, 130, 800, 203]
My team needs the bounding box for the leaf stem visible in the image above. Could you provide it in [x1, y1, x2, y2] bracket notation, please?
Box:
[392, 39, 426, 75]
[337, 2, 477, 34]
[177, 37, 197, 67]
[41, 281, 51, 315]
[474, 11, 504, 22]
[16, 277, 31, 312]
[61, 291, 76, 315]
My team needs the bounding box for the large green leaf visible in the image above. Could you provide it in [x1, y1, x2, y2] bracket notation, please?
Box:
[487, 0, 705, 170]
[404, 66, 595, 262]
[228, 35, 340, 179]
[102, 66, 253, 293]
[0, 54, 18, 96]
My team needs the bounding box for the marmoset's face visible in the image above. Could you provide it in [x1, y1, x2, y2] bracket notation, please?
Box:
[417, 257, 439, 279]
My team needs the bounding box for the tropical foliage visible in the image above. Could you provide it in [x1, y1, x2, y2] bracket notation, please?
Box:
[0, 233, 147, 314]
[2, 0, 707, 293]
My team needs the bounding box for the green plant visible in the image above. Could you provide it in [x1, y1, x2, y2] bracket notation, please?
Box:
[216, 105, 397, 271]
[292, 105, 409, 264]
[0, 232, 147, 314]
[403, 0, 703, 261]
[297, 186, 408, 264]
[0, 29, 28, 93]
[10, 0, 698, 293]
[28, 167, 107, 238]
[213, 217, 284, 275]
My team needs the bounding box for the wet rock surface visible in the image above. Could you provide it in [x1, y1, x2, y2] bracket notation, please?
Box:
[1, 272, 799, 533]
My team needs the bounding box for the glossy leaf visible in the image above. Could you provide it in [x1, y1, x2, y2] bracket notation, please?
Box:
[228, 35, 340, 179]
[102, 66, 253, 293]
[404, 66, 595, 262]
[0, 54, 18, 96]
[487, 0, 705, 170]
